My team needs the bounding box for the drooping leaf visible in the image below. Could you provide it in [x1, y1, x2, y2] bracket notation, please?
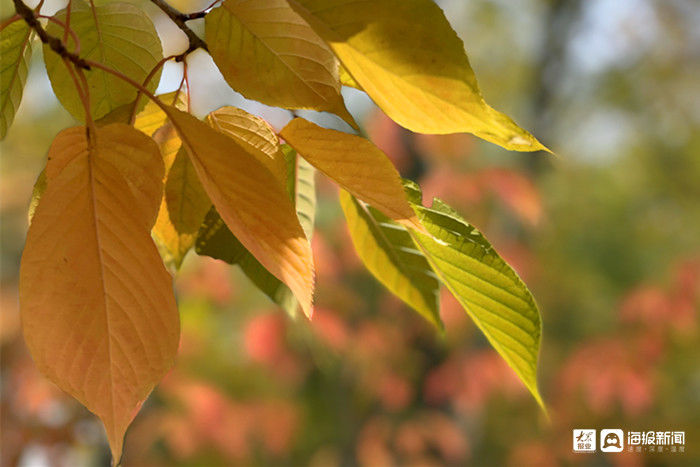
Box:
[408, 194, 544, 407]
[339, 190, 441, 327]
[44, 1, 163, 121]
[196, 144, 316, 317]
[280, 118, 419, 229]
[1, 20, 32, 139]
[164, 106, 314, 316]
[20, 124, 179, 461]
[206, 106, 287, 184]
[206, 0, 355, 127]
[289, 0, 547, 152]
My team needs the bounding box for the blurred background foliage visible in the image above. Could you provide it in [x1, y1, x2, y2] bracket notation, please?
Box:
[1, 0, 699, 465]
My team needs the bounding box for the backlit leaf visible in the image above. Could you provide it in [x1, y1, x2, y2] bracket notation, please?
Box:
[159, 147, 211, 269]
[20, 124, 179, 461]
[340, 190, 441, 327]
[164, 106, 314, 316]
[1, 20, 32, 139]
[135, 92, 202, 268]
[280, 118, 419, 229]
[408, 194, 544, 407]
[134, 91, 184, 137]
[289, 0, 547, 152]
[283, 143, 316, 239]
[339, 65, 361, 90]
[206, 106, 288, 184]
[44, 1, 163, 121]
[196, 144, 316, 317]
[205, 0, 355, 127]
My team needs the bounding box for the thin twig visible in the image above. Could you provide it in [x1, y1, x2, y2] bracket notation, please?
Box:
[149, 0, 208, 59]
[183, 61, 191, 111]
[129, 54, 179, 124]
[13, 0, 90, 70]
[172, 64, 188, 107]
[62, 0, 71, 43]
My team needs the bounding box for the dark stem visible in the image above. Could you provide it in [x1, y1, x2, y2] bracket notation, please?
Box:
[149, 0, 208, 60]
[12, 0, 90, 70]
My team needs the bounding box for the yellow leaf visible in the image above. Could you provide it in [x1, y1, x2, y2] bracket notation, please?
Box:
[280, 118, 420, 229]
[133, 93, 206, 268]
[20, 124, 179, 462]
[339, 191, 441, 328]
[165, 106, 315, 315]
[339, 65, 361, 90]
[206, 0, 356, 128]
[131, 91, 186, 137]
[289, 0, 547, 152]
[206, 106, 287, 184]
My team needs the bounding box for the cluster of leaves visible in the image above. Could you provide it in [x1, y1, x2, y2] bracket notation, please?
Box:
[1, 0, 548, 462]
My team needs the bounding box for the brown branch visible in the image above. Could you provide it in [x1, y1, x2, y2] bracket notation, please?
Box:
[13, 0, 90, 70]
[149, 0, 208, 60]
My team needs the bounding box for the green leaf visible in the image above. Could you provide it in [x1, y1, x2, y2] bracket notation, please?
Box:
[195, 145, 316, 317]
[205, 0, 355, 127]
[157, 147, 211, 269]
[1, 20, 32, 139]
[44, 1, 162, 121]
[289, 0, 547, 152]
[283, 144, 316, 239]
[339, 190, 441, 328]
[196, 207, 297, 317]
[408, 194, 544, 407]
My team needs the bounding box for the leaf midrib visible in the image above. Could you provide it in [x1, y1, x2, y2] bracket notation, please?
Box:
[84, 132, 119, 439]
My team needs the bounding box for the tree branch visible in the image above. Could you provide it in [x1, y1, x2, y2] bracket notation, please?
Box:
[149, 0, 208, 60]
[13, 0, 90, 70]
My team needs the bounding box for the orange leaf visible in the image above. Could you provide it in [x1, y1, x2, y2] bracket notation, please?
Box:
[206, 106, 288, 184]
[164, 107, 315, 316]
[280, 118, 420, 229]
[20, 124, 179, 461]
